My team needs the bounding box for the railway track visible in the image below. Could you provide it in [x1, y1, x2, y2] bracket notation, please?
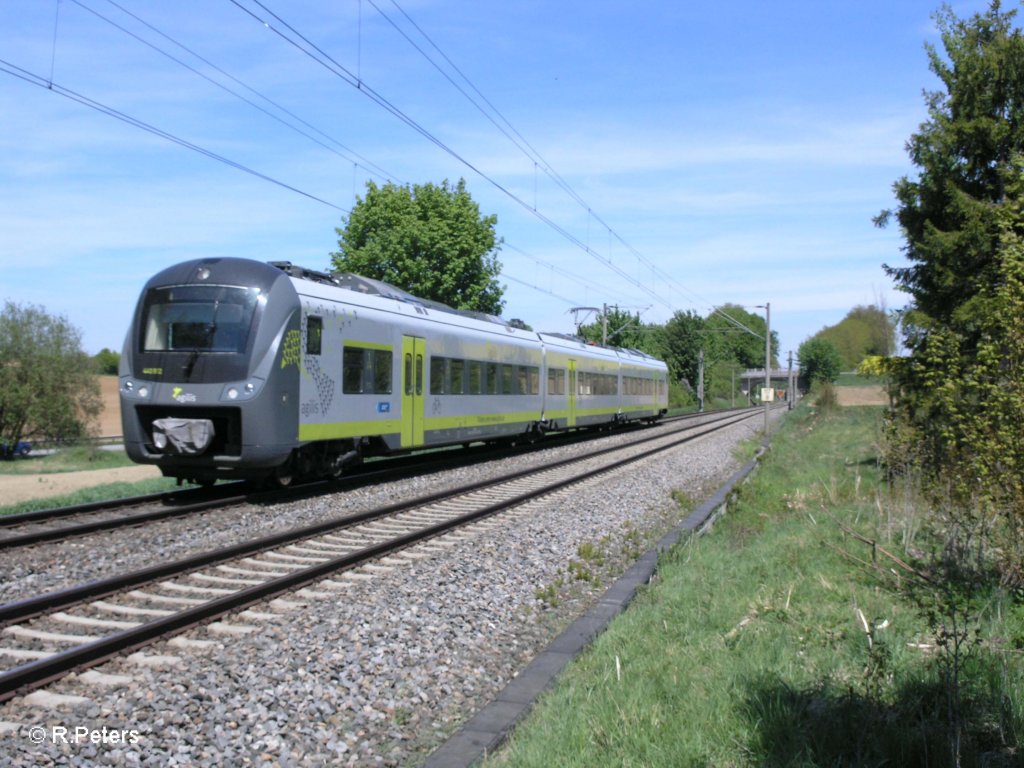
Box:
[0, 408, 749, 550]
[0, 406, 763, 704]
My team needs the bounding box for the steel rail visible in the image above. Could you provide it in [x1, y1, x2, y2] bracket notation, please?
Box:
[0, 408, 753, 626]
[0, 407, 752, 550]
[0, 407, 765, 703]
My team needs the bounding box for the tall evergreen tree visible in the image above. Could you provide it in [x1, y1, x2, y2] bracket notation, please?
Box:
[878, 1, 1024, 583]
[878, 1, 1024, 329]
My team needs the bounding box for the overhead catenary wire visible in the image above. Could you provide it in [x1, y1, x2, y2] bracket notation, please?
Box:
[0, 57, 348, 212]
[14, 2, 752, 332]
[227, 0, 680, 315]
[76, 0, 398, 185]
[357, 0, 754, 332]
[499, 273, 580, 307]
[84, 0, 639, 315]
[4, 31, 618, 320]
[29, 0, 702, 323]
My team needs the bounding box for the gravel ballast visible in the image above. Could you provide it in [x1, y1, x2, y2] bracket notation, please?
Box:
[0, 412, 776, 766]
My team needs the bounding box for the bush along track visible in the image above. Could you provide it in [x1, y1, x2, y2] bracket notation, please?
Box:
[490, 401, 1023, 768]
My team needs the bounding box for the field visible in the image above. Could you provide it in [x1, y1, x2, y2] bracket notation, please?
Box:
[96, 375, 123, 437]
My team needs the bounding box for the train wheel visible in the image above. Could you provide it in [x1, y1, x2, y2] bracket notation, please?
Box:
[270, 460, 294, 488]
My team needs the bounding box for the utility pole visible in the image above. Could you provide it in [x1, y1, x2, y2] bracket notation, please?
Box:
[763, 302, 771, 435]
[787, 350, 794, 410]
[697, 349, 705, 412]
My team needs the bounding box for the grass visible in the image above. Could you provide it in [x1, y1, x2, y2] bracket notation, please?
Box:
[0, 444, 180, 516]
[835, 371, 885, 387]
[488, 402, 1023, 767]
[0, 477, 182, 516]
[0, 444, 137, 475]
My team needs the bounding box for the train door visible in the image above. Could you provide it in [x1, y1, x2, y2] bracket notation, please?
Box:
[567, 359, 577, 428]
[401, 335, 425, 447]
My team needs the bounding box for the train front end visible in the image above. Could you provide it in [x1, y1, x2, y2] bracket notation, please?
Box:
[119, 258, 300, 484]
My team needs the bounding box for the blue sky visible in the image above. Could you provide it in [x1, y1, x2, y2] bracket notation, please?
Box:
[0, 0, 993, 360]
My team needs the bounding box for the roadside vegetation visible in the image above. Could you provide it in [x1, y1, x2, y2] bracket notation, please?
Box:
[0, 445, 178, 516]
[0, 477, 180, 517]
[0, 444, 135, 476]
[491, 398, 1022, 767]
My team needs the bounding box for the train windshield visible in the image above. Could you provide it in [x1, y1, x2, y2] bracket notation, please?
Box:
[140, 285, 261, 353]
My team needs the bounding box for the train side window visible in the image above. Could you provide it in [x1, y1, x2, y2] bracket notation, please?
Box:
[450, 359, 465, 394]
[548, 368, 565, 396]
[415, 354, 423, 396]
[306, 316, 322, 355]
[516, 366, 528, 395]
[343, 347, 364, 393]
[486, 363, 498, 394]
[344, 347, 393, 394]
[373, 350, 392, 394]
[526, 366, 539, 395]
[430, 356, 446, 394]
[468, 361, 482, 394]
[502, 365, 515, 395]
[404, 353, 413, 396]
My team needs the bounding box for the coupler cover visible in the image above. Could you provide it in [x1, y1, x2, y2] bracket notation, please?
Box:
[152, 418, 215, 455]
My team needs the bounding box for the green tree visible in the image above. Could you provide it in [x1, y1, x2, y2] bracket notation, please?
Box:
[92, 347, 120, 375]
[812, 304, 896, 369]
[877, 1, 1024, 329]
[875, 0, 1024, 583]
[577, 307, 663, 355]
[0, 302, 101, 455]
[700, 305, 777, 401]
[662, 310, 705, 390]
[332, 178, 505, 314]
[797, 337, 843, 385]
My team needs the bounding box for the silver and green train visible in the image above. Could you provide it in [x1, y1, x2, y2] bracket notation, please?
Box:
[120, 258, 668, 485]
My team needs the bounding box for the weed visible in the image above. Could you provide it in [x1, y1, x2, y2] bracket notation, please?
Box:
[620, 524, 644, 560]
[567, 559, 595, 583]
[814, 382, 838, 410]
[534, 582, 560, 607]
[670, 489, 696, 511]
[576, 540, 605, 566]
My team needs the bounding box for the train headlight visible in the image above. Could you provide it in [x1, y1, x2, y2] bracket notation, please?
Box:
[220, 378, 264, 402]
[121, 378, 152, 400]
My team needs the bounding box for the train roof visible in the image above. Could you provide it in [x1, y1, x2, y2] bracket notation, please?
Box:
[270, 261, 665, 367]
[537, 332, 664, 363]
[270, 261, 509, 327]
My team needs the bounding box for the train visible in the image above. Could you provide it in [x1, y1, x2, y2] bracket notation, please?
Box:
[119, 257, 669, 486]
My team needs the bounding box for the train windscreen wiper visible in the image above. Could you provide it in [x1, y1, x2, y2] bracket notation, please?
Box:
[183, 300, 220, 380]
